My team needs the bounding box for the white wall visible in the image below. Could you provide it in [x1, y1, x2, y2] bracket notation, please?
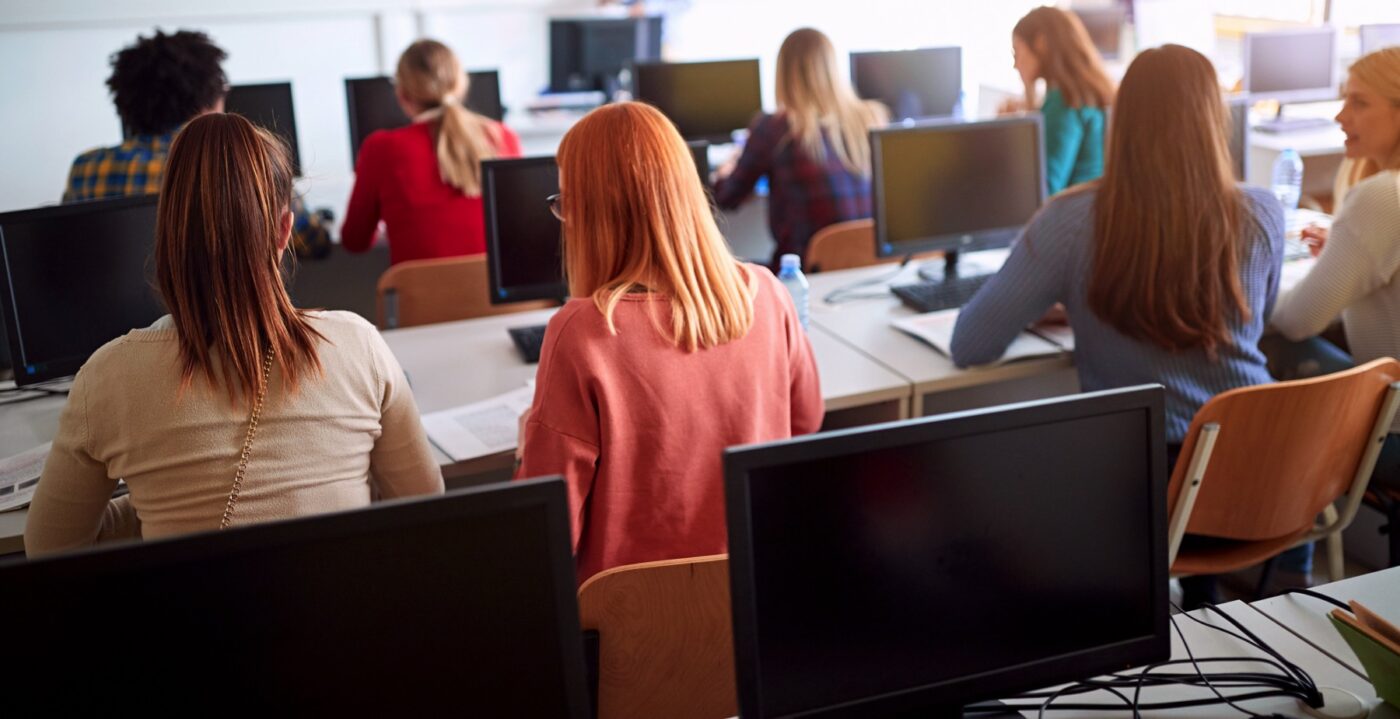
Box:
[0, 0, 589, 213]
[0, 0, 1057, 213]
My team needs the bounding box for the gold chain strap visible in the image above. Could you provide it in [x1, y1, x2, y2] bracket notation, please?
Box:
[219, 347, 275, 530]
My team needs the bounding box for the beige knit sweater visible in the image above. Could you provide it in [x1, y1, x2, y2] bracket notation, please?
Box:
[25, 311, 443, 557]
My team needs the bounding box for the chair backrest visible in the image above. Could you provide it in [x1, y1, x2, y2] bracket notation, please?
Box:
[1167, 358, 1400, 541]
[577, 555, 734, 719]
[805, 219, 878, 273]
[374, 254, 554, 329]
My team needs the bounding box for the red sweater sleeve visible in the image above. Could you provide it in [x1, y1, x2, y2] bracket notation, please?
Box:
[341, 133, 385, 254]
[514, 306, 601, 551]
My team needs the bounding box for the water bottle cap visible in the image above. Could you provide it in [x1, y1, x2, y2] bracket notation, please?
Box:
[779, 254, 801, 271]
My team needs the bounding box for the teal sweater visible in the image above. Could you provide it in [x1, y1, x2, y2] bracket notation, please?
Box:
[1041, 88, 1105, 196]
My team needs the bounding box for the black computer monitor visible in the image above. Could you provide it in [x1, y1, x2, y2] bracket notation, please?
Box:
[632, 59, 762, 143]
[483, 144, 710, 305]
[872, 116, 1045, 269]
[850, 47, 962, 122]
[1242, 28, 1339, 104]
[224, 82, 303, 176]
[549, 16, 664, 93]
[724, 386, 1170, 719]
[483, 156, 565, 304]
[1360, 23, 1400, 55]
[0, 196, 165, 386]
[1072, 5, 1128, 60]
[2, 479, 592, 716]
[1226, 95, 1250, 181]
[345, 70, 505, 164]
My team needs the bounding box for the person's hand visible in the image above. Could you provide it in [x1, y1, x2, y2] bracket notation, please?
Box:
[1301, 225, 1328, 258]
[515, 406, 532, 463]
[714, 147, 741, 182]
[1035, 303, 1069, 326]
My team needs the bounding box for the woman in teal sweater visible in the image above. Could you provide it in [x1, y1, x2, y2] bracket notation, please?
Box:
[1003, 7, 1116, 196]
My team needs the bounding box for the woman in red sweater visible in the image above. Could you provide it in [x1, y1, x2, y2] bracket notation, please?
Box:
[342, 39, 522, 264]
[515, 102, 825, 584]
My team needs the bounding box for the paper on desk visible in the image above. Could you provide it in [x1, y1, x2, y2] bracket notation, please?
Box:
[892, 309, 1068, 366]
[0, 442, 51, 512]
[421, 385, 535, 462]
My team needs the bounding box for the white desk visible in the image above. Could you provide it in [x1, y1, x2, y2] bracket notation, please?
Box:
[0, 392, 64, 556]
[1020, 600, 1378, 718]
[805, 261, 1079, 417]
[1249, 566, 1400, 680]
[380, 305, 915, 475]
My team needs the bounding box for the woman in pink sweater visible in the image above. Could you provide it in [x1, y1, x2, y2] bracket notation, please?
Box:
[515, 102, 824, 583]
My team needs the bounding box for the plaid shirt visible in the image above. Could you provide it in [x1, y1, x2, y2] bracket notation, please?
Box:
[63, 133, 174, 203]
[714, 112, 873, 265]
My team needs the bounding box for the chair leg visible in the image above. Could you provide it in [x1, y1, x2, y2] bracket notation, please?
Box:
[1385, 497, 1400, 569]
[1322, 505, 1346, 582]
[1255, 555, 1279, 599]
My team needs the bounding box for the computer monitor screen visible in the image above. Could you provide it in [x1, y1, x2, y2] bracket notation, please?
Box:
[873, 116, 1045, 258]
[1360, 24, 1400, 55]
[483, 148, 711, 304]
[850, 47, 962, 121]
[725, 386, 1169, 719]
[1243, 29, 1339, 103]
[223, 82, 302, 176]
[550, 16, 664, 93]
[1226, 95, 1250, 181]
[0, 196, 165, 386]
[2, 479, 591, 716]
[632, 59, 762, 143]
[483, 156, 565, 304]
[345, 71, 505, 164]
[1072, 6, 1127, 60]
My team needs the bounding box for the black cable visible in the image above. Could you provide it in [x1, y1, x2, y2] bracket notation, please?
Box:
[1183, 602, 1321, 702]
[1278, 588, 1350, 611]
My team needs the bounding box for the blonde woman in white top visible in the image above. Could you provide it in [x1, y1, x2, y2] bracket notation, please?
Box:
[1270, 47, 1400, 493]
[25, 114, 443, 557]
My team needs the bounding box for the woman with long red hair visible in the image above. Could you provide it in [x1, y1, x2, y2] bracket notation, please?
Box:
[515, 102, 824, 584]
[27, 113, 443, 556]
[951, 45, 1284, 604]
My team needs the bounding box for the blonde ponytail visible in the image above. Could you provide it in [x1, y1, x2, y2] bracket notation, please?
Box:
[396, 39, 501, 197]
[436, 100, 500, 196]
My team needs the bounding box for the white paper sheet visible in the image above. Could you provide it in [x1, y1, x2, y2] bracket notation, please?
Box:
[0, 442, 51, 512]
[421, 385, 536, 462]
[892, 309, 1069, 367]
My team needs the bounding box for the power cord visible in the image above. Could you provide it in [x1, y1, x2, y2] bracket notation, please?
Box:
[821, 255, 917, 304]
[977, 601, 1319, 717]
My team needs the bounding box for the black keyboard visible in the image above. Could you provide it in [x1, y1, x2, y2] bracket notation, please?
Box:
[891, 274, 994, 313]
[508, 324, 548, 364]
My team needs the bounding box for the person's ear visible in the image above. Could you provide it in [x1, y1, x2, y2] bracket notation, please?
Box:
[276, 208, 293, 254]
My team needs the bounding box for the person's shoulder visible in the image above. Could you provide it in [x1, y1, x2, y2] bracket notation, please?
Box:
[363, 124, 425, 153]
[1345, 170, 1400, 209]
[1238, 184, 1285, 229]
[70, 144, 118, 168]
[303, 310, 379, 343]
[546, 299, 601, 339]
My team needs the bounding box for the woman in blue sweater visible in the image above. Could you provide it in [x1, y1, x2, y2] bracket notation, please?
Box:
[953, 46, 1284, 608]
[1001, 6, 1115, 196]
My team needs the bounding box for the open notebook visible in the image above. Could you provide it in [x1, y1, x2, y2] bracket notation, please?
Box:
[892, 309, 1073, 367]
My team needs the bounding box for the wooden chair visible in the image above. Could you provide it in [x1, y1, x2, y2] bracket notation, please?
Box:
[805, 219, 943, 274]
[577, 555, 734, 719]
[374, 254, 555, 329]
[1166, 358, 1400, 583]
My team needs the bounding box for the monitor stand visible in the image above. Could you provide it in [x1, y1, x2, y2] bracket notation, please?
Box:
[916, 249, 962, 283]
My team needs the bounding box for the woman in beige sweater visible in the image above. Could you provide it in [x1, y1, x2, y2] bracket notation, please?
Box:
[25, 114, 444, 557]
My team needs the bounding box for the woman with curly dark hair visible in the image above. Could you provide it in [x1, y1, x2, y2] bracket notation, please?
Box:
[63, 29, 228, 202]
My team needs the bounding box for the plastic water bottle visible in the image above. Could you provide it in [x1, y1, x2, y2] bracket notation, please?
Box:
[777, 254, 809, 331]
[1271, 149, 1304, 213]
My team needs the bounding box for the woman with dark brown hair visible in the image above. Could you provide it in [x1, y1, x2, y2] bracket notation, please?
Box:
[952, 44, 1282, 461]
[1000, 6, 1115, 195]
[26, 113, 443, 557]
